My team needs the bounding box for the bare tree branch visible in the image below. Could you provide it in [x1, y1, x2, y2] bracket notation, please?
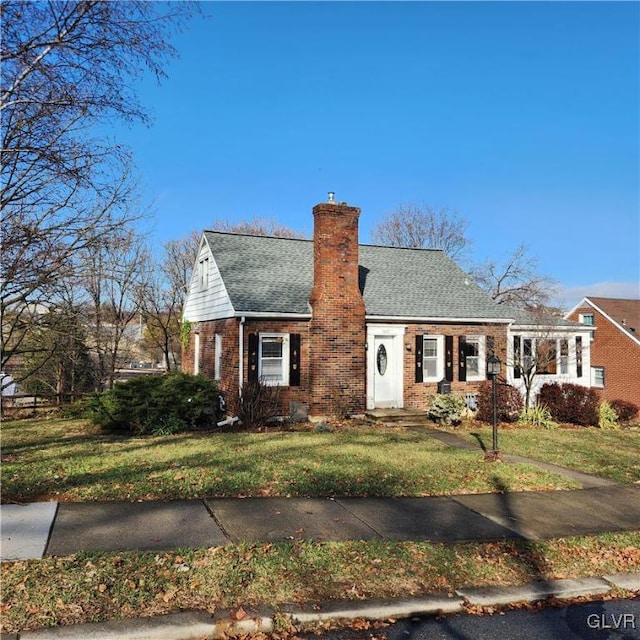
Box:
[370, 203, 470, 259]
[472, 244, 559, 312]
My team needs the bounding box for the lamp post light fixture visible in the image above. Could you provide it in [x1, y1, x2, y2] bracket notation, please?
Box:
[486, 355, 501, 461]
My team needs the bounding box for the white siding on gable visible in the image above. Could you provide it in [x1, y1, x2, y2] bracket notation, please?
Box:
[182, 239, 235, 322]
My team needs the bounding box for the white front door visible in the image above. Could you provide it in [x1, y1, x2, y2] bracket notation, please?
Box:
[367, 326, 405, 409]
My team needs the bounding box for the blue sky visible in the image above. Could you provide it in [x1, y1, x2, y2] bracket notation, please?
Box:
[118, 1, 639, 307]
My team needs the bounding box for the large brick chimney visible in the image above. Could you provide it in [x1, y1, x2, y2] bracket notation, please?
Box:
[308, 195, 366, 417]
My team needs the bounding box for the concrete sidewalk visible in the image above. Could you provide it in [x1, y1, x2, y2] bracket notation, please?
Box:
[2, 485, 640, 560]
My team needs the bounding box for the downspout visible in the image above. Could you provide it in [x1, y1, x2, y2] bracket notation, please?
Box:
[238, 316, 245, 397]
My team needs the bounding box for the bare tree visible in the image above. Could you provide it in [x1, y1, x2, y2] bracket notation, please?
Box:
[1, 1, 194, 388]
[80, 230, 149, 389]
[211, 218, 306, 239]
[472, 244, 558, 312]
[139, 232, 200, 371]
[370, 203, 470, 259]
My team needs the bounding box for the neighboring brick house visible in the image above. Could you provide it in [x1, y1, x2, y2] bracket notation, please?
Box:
[182, 197, 592, 418]
[565, 297, 640, 406]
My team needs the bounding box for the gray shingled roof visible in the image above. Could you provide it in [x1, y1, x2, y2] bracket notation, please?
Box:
[204, 231, 517, 320]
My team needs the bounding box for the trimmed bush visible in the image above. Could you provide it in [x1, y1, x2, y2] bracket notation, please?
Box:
[427, 394, 466, 426]
[537, 382, 599, 426]
[476, 381, 523, 423]
[88, 372, 219, 434]
[610, 399, 639, 423]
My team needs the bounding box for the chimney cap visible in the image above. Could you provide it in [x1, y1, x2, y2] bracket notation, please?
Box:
[327, 191, 335, 203]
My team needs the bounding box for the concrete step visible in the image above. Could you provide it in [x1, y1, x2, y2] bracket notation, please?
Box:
[366, 409, 428, 424]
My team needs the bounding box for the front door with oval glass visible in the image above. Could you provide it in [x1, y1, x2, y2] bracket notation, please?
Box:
[372, 335, 402, 408]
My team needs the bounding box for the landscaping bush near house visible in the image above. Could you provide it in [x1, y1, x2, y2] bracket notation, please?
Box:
[537, 382, 599, 426]
[87, 372, 219, 434]
[610, 399, 639, 423]
[235, 379, 282, 428]
[427, 393, 466, 426]
[598, 401, 619, 430]
[476, 380, 523, 423]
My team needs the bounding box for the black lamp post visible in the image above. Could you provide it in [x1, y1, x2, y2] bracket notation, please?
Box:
[486, 355, 501, 461]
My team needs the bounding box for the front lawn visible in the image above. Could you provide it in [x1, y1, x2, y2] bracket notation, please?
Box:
[1, 418, 585, 503]
[2, 533, 639, 633]
[2, 418, 640, 635]
[456, 424, 640, 484]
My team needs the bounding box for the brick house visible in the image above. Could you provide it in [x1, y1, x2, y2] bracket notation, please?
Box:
[182, 198, 592, 418]
[565, 297, 640, 406]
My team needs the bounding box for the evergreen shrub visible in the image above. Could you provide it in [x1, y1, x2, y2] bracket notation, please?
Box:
[88, 372, 218, 434]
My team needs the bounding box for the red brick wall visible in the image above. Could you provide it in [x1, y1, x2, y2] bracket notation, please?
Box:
[182, 318, 239, 398]
[402, 323, 508, 409]
[183, 318, 311, 415]
[183, 317, 510, 416]
[308, 202, 367, 416]
[242, 319, 311, 414]
[567, 305, 640, 406]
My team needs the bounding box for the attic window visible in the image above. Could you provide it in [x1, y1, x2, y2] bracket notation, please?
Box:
[199, 257, 209, 289]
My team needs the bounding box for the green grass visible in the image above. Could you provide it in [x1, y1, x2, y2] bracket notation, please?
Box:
[1, 532, 639, 633]
[457, 424, 640, 484]
[0, 419, 584, 503]
[2, 418, 639, 634]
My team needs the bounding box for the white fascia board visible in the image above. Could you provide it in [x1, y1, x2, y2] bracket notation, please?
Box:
[235, 311, 311, 320]
[509, 323, 592, 334]
[365, 315, 513, 324]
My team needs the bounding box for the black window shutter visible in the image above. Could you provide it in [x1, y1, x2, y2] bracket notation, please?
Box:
[458, 335, 466, 382]
[289, 333, 301, 387]
[513, 335, 521, 379]
[415, 335, 424, 383]
[576, 336, 583, 378]
[248, 333, 259, 382]
[445, 335, 454, 382]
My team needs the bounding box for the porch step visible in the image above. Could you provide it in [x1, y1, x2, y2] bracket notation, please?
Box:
[366, 408, 428, 424]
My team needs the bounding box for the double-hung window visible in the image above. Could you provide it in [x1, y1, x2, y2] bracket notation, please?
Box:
[423, 336, 443, 382]
[464, 336, 485, 380]
[592, 367, 605, 387]
[559, 339, 569, 375]
[259, 334, 289, 385]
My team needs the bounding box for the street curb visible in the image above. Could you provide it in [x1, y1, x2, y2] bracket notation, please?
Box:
[280, 593, 465, 624]
[7, 573, 639, 640]
[456, 576, 612, 607]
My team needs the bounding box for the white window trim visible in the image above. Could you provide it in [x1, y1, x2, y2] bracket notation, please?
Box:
[214, 334, 222, 381]
[465, 335, 486, 382]
[591, 366, 605, 388]
[258, 333, 290, 386]
[579, 313, 595, 326]
[423, 335, 444, 382]
[193, 333, 200, 375]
